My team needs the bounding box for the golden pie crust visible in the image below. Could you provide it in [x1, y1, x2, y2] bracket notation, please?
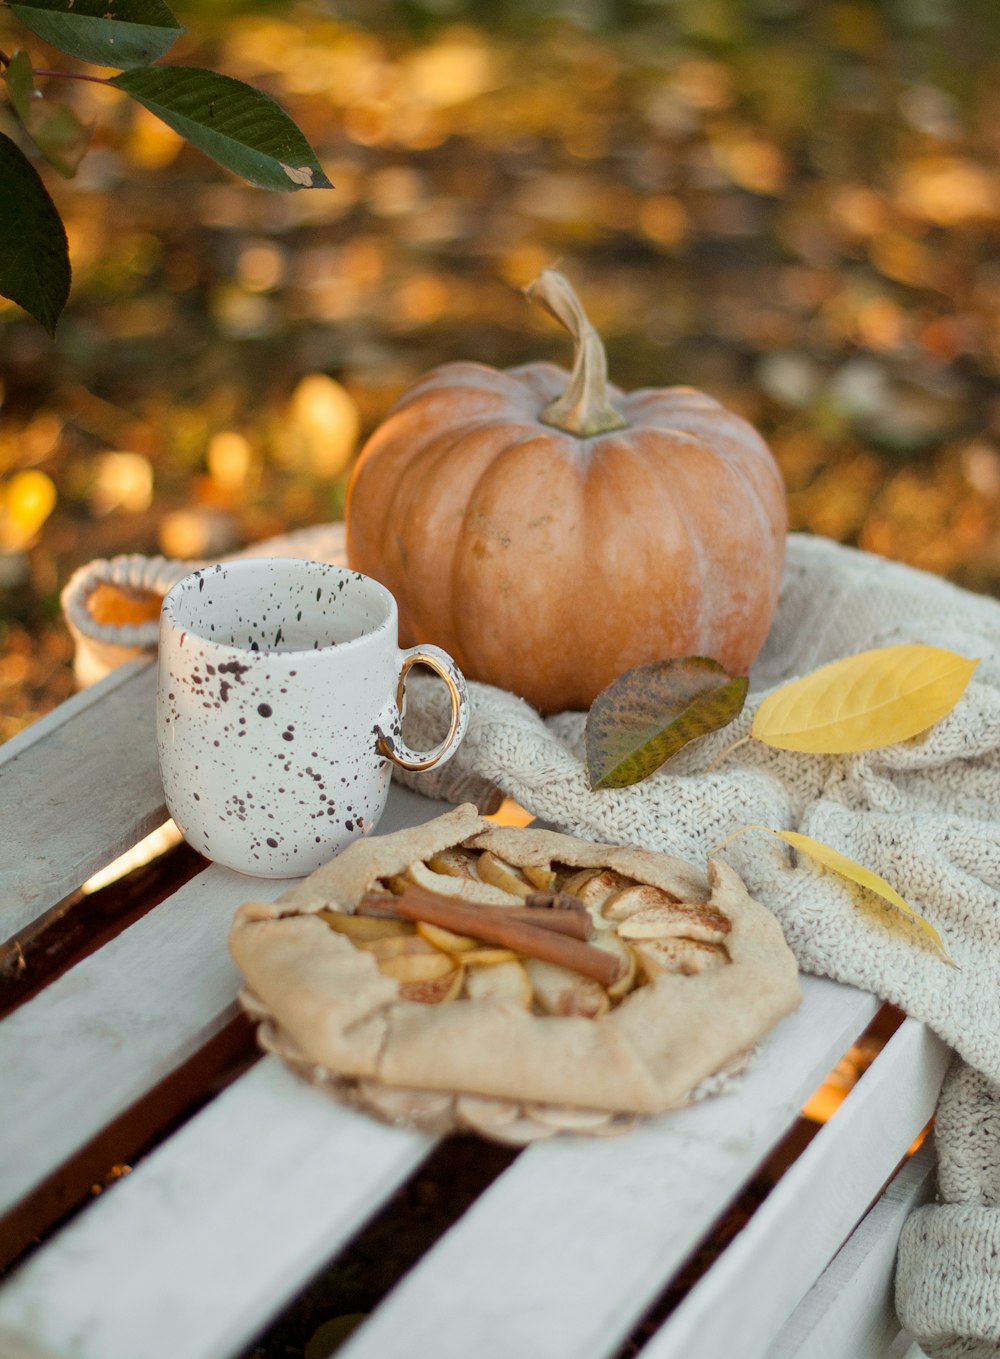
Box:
[229, 804, 801, 1142]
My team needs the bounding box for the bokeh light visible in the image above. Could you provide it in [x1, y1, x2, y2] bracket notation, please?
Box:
[4, 0, 1000, 737]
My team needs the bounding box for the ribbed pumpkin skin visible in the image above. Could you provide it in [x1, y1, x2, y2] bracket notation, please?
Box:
[346, 359, 787, 714]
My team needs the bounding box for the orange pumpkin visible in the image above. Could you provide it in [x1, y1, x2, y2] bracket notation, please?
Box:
[346, 269, 787, 714]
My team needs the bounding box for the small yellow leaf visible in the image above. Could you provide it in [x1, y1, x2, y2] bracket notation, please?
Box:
[716, 825, 955, 965]
[752, 644, 979, 753]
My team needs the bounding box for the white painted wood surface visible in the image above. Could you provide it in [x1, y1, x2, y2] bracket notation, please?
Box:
[0, 858, 282, 1223]
[0, 1058, 434, 1359]
[771, 1142, 936, 1359]
[0, 659, 148, 765]
[643, 1019, 950, 1359]
[0, 976, 879, 1359]
[0, 661, 164, 941]
[331, 977, 883, 1359]
[0, 779, 454, 1223]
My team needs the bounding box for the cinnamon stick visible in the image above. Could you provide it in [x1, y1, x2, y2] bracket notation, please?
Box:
[499, 905, 591, 939]
[357, 884, 624, 986]
[358, 894, 592, 940]
[523, 889, 591, 916]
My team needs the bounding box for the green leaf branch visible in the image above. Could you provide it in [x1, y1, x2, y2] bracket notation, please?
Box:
[0, 0, 331, 333]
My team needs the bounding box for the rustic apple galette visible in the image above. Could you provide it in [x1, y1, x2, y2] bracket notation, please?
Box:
[229, 804, 801, 1142]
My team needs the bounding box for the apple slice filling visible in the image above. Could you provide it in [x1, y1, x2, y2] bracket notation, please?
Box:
[320, 847, 731, 1011]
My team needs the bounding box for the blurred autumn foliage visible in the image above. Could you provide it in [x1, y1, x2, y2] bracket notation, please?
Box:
[4, 0, 1000, 740]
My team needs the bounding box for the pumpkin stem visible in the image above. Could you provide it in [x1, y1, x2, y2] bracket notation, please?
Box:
[526, 268, 629, 437]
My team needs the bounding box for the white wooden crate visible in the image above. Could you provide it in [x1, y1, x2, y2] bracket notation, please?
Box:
[0, 662, 949, 1359]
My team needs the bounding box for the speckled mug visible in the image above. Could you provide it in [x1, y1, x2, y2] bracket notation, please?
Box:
[156, 557, 470, 877]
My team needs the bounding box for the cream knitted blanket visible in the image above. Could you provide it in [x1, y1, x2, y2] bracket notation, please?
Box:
[62, 528, 1000, 1355]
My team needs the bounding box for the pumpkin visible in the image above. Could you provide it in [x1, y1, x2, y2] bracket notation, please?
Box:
[345, 269, 787, 714]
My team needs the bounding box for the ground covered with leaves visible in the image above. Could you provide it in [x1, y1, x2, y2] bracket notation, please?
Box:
[4, 0, 1000, 737]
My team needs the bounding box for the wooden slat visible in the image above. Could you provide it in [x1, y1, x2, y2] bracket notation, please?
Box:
[0, 783, 454, 1226]
[331, 977, 883, 1359]
[0, 662, 164, 941]
[770, 1142, 936, 1359]
[0, 976, 878, 1359]
[0, 1058, 433, 1359]
[0, 860, 279, 1228]
[643, 1020, 950, 1359]
[0, 661, 147, 764]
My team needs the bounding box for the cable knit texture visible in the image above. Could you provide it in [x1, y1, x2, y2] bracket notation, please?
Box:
[896, 1059, 1000, 1357]
[63, 528, 1000, 1352]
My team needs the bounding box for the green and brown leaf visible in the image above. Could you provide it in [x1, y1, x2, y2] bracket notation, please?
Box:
[585, 658, 748, 790]
[111, 68, 333, 192]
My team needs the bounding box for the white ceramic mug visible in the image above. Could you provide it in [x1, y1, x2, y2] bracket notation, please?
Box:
[156, 557, 469, 877]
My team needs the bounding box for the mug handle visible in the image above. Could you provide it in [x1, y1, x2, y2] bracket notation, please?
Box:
[376, 644, 470, 772]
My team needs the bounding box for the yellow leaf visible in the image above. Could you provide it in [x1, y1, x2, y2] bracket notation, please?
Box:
[752, 644, 978, 753]
[716, 825, 955, 966]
